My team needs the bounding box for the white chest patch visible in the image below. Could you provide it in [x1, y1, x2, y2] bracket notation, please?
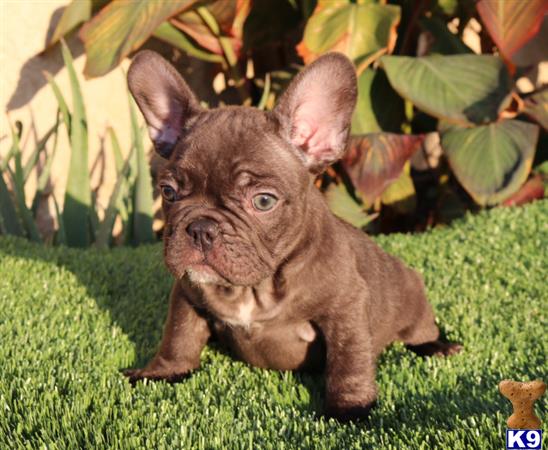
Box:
[224, 297, 256, 328]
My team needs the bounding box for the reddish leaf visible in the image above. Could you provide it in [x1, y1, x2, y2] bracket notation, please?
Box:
[171, 0, 250, 56]
[501, 175, 545, 207]
[342, 133, 424, 205]
[477, 0, 548, 64]
[230, 0, 252, 41]
[80, 0, 196, 77]
[171, 12, 224, 55]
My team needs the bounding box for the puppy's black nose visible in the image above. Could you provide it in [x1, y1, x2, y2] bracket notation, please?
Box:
[186, 219, 219, 251]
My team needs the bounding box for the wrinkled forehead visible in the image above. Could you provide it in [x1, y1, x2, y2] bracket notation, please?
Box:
[165, 107, 306, 190]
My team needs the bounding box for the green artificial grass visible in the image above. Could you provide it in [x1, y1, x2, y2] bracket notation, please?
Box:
[1, 201, 547, 449]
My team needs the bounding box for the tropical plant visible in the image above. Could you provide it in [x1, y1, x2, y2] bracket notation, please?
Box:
[299, 0, 547, 227]
[10, 0, 548, 238]
[0, 43, 155, 248]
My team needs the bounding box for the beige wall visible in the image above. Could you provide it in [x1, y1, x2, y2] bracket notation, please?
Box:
[1, 0, 137, 234]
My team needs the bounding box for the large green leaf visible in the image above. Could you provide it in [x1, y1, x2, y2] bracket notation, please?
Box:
[46, 0, 92, 48]
[129, 98, 154, 245]
[441, 119, 539, 205]
[324, 182, 376, 228]
[79, 0, 197, 77]
[352, 68, 404, 134]
[297, 0, 400, 70]
[477, 0, 547, 63]
[342, 133, 424, 206]
[380, 54, 512, 125]
[60, 42, 91, 247]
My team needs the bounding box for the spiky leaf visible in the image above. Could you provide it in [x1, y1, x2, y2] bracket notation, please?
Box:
[60, 41, 92, 247]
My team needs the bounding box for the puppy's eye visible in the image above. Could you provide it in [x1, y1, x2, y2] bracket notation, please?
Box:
[252, 193, 278, 211]
[161, 185, 177, 202]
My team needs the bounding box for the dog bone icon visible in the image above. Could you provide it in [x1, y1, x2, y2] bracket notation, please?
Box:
[499, 379, 546, 429]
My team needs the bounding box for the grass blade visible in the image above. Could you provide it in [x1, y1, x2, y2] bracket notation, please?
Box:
[23, 120, 59, 182]
[1, 120, 23, 172]
[0, 172, 23, 236]
[108, 126, 124, 173]
[32, 112, 61, 213]
[108, 126, 132, 242]
[7, 163, 42, 242]
[60, 40, 91, 247]
[120, 125, 141, 246]
[122, 146, 138, 246]
[90, 191, 100, 241]
[45, 72, 71, 134]
[0, 146, 16, 173]
[257, 73, 271, 110]
[52, 195, 67, 246]
[7, 130, 41, 242]
[96, 146, 135, 249]
[196, 6, 248, 103]
[11, 181, 42, 242]
[129, 96, 154, 245]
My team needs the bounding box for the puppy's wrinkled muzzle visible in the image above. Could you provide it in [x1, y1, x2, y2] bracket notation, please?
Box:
[186, 218, 219, 252]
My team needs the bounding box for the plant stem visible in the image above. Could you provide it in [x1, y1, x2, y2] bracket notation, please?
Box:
[196, 6, 250, 104]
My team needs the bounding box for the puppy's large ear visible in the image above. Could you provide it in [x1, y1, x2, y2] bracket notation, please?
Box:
[274, 53, 357, 173]
[127, 50, 202, 158]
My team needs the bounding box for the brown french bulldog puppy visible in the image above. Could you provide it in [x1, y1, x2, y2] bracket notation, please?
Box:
[124, 50, 461, 421]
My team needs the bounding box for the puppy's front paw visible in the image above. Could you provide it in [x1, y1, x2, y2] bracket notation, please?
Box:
[325, 401, 377, 423]
[123, 364, 193, 385]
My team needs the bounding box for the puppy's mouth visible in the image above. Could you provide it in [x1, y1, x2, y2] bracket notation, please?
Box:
[185, 262, 232, 287]
[164, 222, 275, 287]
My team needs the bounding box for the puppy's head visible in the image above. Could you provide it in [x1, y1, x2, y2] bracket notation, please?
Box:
[128, 51, 356, 286]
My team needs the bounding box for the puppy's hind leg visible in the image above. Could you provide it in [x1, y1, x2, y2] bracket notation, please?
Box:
[398, 275, 462, 357]
[406, 340, 462, 357]
[400, 311, 462, 356]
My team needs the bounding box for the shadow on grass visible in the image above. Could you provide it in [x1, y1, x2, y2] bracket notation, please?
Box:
[0, 236, 170, 366]
[292, 357, 504, 430]
[0, 236, 502, 426]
